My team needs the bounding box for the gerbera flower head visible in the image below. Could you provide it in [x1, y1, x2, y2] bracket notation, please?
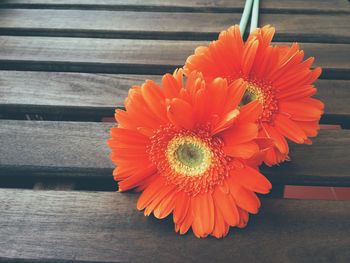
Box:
[108, 69, 272, 238]
[184, 25, 324, 166]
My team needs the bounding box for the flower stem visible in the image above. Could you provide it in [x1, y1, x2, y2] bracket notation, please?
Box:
[239, 0, 254, 35]
[250, 0, 260, 32]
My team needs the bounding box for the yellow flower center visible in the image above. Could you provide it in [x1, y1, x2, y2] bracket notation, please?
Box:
[166, 135, 212, 177]
[241, 83, 265, 105]
[239, 81, 278, 123]
[148, 126, 231, 195]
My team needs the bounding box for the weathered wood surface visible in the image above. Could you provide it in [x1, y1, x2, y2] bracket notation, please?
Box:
[0, 121, 113, 178]
[0, 189, 349, 263]
[1, 0, 349, 13]
[0, 37, 348, 78]
[0, 71, 348, 121]
[0, 71, 149, 108]
[0, 9, 348, 43]
[0, 120, 349, 186]
[0, 0, 348, 261]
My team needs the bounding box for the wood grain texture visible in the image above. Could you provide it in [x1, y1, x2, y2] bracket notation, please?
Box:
[33, 180, 75, 190]
[0, 71, 151, 108]
[0, 9, 348, 43]
[0, 189, 349, 263]
[0, 0, 349, 13]
[0, 37, 348, 78]
[0, 120, 114, 178]
[0, 120, 349, 186]
[0, 71, 349, 121]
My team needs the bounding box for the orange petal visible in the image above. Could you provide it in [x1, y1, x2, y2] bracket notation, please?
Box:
[193, 87, 208, 124]
[167, 98, 195, 130]
[211, 205, 229, 238]
[219, 180, 230, 194]
[162, 73, 181, 99]
[224, 78, 247, 111]
[186, 71, 205, 97]
[261, 123, 289, 154]
[110, 150, 149, 164]
[223, 141, 260, 159]
[141, 80, 168, 123]
[134, 175, 157, 192]
[115, 109, 137, 130]
[108, 144, 147, 156]
[211, 109, 240, 135]
[237, 208, 249, 228]
[173, 68, 184, 87]
[309, 67, 322, 83]
[279, 101, 323, 121]
[254, 137, 274, 151]
[144, 184, 176, 216]
[227, 179, 261, 214]
[153, 190, 177, 219]
[263, 146, 289, 166]
[294, 120, 320, 137]
[221, 123, 258, 145]
[213, 186, 239, 226]
[274, 114, 307, 143]
[178, 200, 193, 235]
[276, 85, 316, 100]
[125, 88, 162, 129]
[230, 166, 272, 194]
[237, 100, 262, 123]
[205, 77, 228, 117]
[113, 166, 138, 181]
[117, 164, 156, 191]
[192, 193, 215, 237]
[110, 127, 148, 142]
[300, 97, 324, 110]
[242, 39, 259, 76]
[137, 176, 166, 210]
[173, 191, 191, 224]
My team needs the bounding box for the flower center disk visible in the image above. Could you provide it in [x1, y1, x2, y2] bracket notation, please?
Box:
[241, 83, 265, 105]
[148, 125, 230, 195]
[240, 81, 279, 123]
[166, 136, 212, 177]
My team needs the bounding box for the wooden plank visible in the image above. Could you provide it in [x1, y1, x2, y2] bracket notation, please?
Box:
[0, 189, 349, 263]
[0, 71, 145, 108]
[0, 71, 349, 122]
[0, 10, 348, 43]
[0, 120, 349, 186]
[0, 37, 348, 79]
[33, 180, 75, 190]
[0, 121, 114, 179]
[1, 0, 349, 14]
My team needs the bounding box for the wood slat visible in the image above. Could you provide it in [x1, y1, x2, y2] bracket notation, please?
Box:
[0, 121, 113, 178]
[1, 0, 349, 13]
[0, 71, 349, 122]
[0, 9, 348, 43]
[0, 120, 349, 186]
[0, 189, 349, 263]
[0, 37, 348, 79]
[0, 71, 144, 108]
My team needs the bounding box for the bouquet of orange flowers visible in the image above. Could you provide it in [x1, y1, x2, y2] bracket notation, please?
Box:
[108, 0, 324, 238]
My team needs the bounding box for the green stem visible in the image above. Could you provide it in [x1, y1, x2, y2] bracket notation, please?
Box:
[239, 0, 254, 35]
[250, 0, 260, 32]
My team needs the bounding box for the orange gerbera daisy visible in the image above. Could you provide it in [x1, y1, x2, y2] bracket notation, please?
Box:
[184, 25, 324, 166]
[108, 69, 272, 238]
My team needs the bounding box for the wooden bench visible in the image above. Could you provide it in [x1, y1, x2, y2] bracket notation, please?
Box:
[0, 1, 349, 262]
